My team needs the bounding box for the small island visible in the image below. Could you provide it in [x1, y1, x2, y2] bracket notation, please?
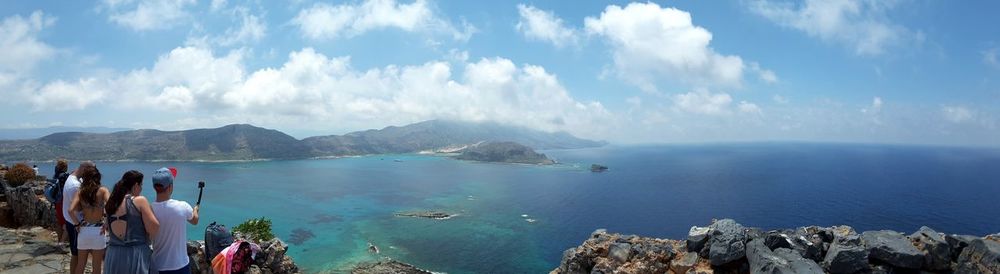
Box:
[394, 211, 455, 220]
[454, 141, 555, 165]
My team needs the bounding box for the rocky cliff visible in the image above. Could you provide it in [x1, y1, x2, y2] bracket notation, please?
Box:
[554, 219, 1000, 274]
[0, 179, 57, 230]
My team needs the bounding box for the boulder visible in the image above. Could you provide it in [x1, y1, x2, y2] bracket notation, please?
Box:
[746, 238, 824, 274]
[955, 239, 1000, 273]
[762, 232, 793, 250]
[787, 232, 825, 261]
[608, 243, 632, 263]
[688, 226, 711, 252]
[822, 235, 869, 274]
[946, 234, 980, 261]
[556, 247, 592, 274]
[908, 226, 951, 271]
[706, 219, 748, 266]
[799, 226, 835, 243]
[670, 252, 699, 274]
[829, 226, 857, 240]
[861, 230, 924, 269]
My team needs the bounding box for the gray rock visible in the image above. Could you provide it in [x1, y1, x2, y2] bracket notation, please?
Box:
[787, 232, 825, 261]
[799, 226, 835, 243]
[687, 226, 711, 252]
[861, 230, 924, 269]
[556, 247, 591, 274]
[762, 232, 792, 250]
[946, 234, 979, 261]
[707, 219, 748, 266]
[954, 239, 1000, 274]
[352, 260, 432, 274]
[609, 243, 632, 263]
[830, 226, 857, 239]
[591, 229, 607, 238]
[671, 252, 699, 274]
[908, 226, 951, 271]
[822, 235, 869, 274]
[746, 238, 824, 274]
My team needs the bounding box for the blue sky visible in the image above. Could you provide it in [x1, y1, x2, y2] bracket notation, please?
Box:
[1, 0, 998, 146]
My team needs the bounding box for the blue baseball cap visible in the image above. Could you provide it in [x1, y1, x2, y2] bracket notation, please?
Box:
[152, 167, 177, 187]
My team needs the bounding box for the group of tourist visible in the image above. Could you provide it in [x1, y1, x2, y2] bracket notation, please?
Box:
[51, 159, 201, 274]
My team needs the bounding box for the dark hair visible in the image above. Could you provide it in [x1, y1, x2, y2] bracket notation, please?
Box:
[106, 170, 143, 217]
[55, 159, 68, 175]
[78, 165, 102, 206]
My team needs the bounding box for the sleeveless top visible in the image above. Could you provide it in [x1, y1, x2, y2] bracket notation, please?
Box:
[107, 196, 149, 246]
[81, 196, 107, 225]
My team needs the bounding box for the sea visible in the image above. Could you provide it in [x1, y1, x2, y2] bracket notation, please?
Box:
[31, 143, 1000, 273]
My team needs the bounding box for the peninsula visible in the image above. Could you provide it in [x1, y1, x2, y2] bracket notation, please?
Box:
[454, 141, 556, 165]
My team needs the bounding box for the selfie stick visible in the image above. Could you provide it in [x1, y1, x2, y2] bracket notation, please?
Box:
[197, 181, 205, 206]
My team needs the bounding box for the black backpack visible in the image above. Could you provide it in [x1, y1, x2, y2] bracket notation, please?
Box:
[205, 222, 235, 263]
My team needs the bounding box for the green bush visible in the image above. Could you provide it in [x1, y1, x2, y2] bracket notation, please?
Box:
[233, 217, 275, 242]
[3, 163, 36, 187]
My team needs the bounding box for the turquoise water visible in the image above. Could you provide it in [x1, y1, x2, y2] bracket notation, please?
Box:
[33, 144, 1000, 273]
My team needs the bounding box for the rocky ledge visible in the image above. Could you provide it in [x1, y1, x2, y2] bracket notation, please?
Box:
[352, 259, 432, 274]
[553, 219, 1000, 274]
[0, 227, 69, 274]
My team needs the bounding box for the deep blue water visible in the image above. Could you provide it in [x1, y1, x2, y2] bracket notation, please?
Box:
[31, 143, 1000, 273]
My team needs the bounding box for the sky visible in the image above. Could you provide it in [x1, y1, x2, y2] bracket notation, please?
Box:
[1, 0, 998, 146]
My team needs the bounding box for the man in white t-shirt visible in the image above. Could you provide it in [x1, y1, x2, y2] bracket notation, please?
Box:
[62, 161, 93, 274]
[151, 167, 200, 274]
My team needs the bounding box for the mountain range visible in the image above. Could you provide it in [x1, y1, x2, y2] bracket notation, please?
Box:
[0, 120, 605, 161]
[0, 126, 131, 140]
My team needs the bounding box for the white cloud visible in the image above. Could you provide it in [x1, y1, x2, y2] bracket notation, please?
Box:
[984, 47, 999, 68]
[772, 94, 789, 104]
[861, 96, 882, 114]
[738, 101, 763, 115]
[215, 7, 267, 46]
[0, 11, 57, 74]
[672, 90, 733, 115]
[748, 0, 916, 56]
[749, 62, 778, 83]
[210, 0, 227, 11]
[942, 105, 973, 123]
[291, 0, 474, 42]
[584, 2, 751, 91]
[25, 46, 611, 138]
[100, 0, 197, 31]
[29, 78, 106, 111]
[516, 4, 579, 48]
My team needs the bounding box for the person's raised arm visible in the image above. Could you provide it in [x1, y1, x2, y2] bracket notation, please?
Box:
[188, 204, 199, 225]
[133, 196, 160, 238]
